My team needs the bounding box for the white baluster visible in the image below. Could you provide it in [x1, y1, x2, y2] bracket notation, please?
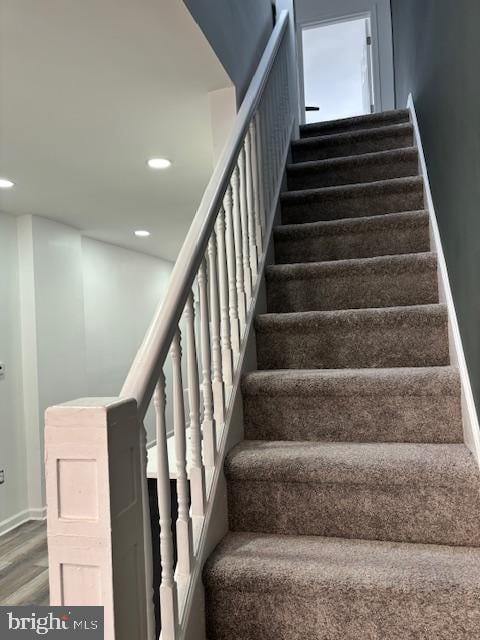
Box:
[153, 373, 178, 640]
[260, 99, 272, 220]
[140, 420, 156, 640]
[224, 185, 242, 358]
[170, 329, 193, 579]
[185, 293, 206, 520]
[215, 210, 234, 389]
[269, 82, 277, 201]
[238, 146, 253, 304]
[261, 96, 271, 212]
[207, 234, 225, 424]
[230, 169, 247, 335]
[276, 56, 284, 169]
[272, 69, 280, 186]
[252, 114, 266, 252]
[281, 43, 289, 146]
[245, 128, 259, 280]
[270, 74, 280, 190]
[197, 259, 217, 471]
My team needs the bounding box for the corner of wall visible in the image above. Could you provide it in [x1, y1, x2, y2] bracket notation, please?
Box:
[16, 215, 45, 514]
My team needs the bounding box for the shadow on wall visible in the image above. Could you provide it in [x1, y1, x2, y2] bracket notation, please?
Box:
[183, 0, 274, 105]
[390, 0, 480, 411]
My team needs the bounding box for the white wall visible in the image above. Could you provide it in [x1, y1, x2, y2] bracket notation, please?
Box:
[209, 87, 237, 163]
[17, 216, 88, 515]
[33, 217, 87, 411]
[0, 212, 29, 533]
[1, 215, 173, 532]
[82, 237, 172, 442]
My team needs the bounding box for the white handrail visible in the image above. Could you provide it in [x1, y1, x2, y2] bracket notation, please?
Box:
[45, 12, 296, 640]
[121, 11, 289, 418]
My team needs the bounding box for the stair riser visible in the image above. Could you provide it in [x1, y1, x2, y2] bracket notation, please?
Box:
[281, 183, 424, 225]
[227, 481, 480, 546]
[300, 111, 410, 138]
[244, 393, 462, 443]
[256, 317, 449, 370]
[292, 130, 413, 163]
[266, 264, 438, 313]
[287, 155, 418, 190]
[274, 221, 430, 263]
[206, 588, 480, 640]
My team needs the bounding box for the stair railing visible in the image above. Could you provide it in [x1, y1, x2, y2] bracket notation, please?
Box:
[45, 10, 296, 640]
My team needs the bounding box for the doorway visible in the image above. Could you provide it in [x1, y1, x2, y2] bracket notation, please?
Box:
[300, 15, 374, 124]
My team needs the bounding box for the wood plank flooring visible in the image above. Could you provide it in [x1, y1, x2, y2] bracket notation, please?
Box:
[0, 520, 49, 605]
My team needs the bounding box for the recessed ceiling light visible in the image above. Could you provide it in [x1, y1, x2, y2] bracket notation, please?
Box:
[0, 178, 14, 189]
[135, 230, 151, 237]
[147, 158, 171, 170]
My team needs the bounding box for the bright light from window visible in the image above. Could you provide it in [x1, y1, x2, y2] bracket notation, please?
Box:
[0, 178, 14, 189]
[135, 230, 151, 237]
[147, 158, 171, 170]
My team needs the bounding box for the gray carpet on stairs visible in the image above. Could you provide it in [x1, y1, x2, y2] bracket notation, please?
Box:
[299, 108, 410, 138]
[291, 123, 414, 162]
[287, 147, 419, 190]
[203, 109, 480, 639]
[281, 176, 425, 225]
[274, 210, 430, 263]
[205, 532, 480, 640]
[255, 304, 449, 370]
[225, 441, 480, 546]
[265, 252, 438, 312]
[242, 367, 463, 443]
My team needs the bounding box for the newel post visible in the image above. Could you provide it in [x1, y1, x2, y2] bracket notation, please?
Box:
[45, 398, 150, 640]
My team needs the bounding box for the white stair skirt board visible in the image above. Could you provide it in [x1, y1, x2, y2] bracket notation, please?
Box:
[407, 94, 480, 466]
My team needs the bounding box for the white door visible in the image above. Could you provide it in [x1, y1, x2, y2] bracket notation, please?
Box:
[301, 16, 375, 124]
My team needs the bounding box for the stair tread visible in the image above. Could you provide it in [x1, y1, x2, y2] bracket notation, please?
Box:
[266, 251, 436, 280]
[299, 109, 410, 138]
[274, 210, 430, 264]
[242, 366, 460, 396]
[281, 175, 423, 204]
[225, 441, 478, 487]
[205, 531, 480, 594]
[255, 304, 449, 370]
[287, 146, 418, 174]
[243, 366, 462, 444]
[256, 303, 447, 330]
[281, 176, 424, 225]
[292, 122, 413, 150]
[206, 104, 478, 639]
[274, 210, 428, 239]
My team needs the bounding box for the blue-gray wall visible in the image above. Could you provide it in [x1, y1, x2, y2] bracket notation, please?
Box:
[391, 0, 480, 411]
[184, 0, 273, 105]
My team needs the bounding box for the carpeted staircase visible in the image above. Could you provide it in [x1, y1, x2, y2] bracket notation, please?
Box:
[203, 109, 480, 638]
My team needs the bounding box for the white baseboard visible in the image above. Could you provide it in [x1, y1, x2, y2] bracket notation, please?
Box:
[0, 506, 47, 537]
[407, 94, 480, 466]
[29, 506, 47, 520]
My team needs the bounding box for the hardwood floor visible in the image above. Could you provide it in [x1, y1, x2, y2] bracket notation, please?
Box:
[0, 520, 49, 605]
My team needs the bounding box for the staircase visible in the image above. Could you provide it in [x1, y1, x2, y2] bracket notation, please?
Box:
[203, 109, 480, 638]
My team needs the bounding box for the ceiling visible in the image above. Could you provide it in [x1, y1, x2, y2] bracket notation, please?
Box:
[0, 0, 232, 261]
